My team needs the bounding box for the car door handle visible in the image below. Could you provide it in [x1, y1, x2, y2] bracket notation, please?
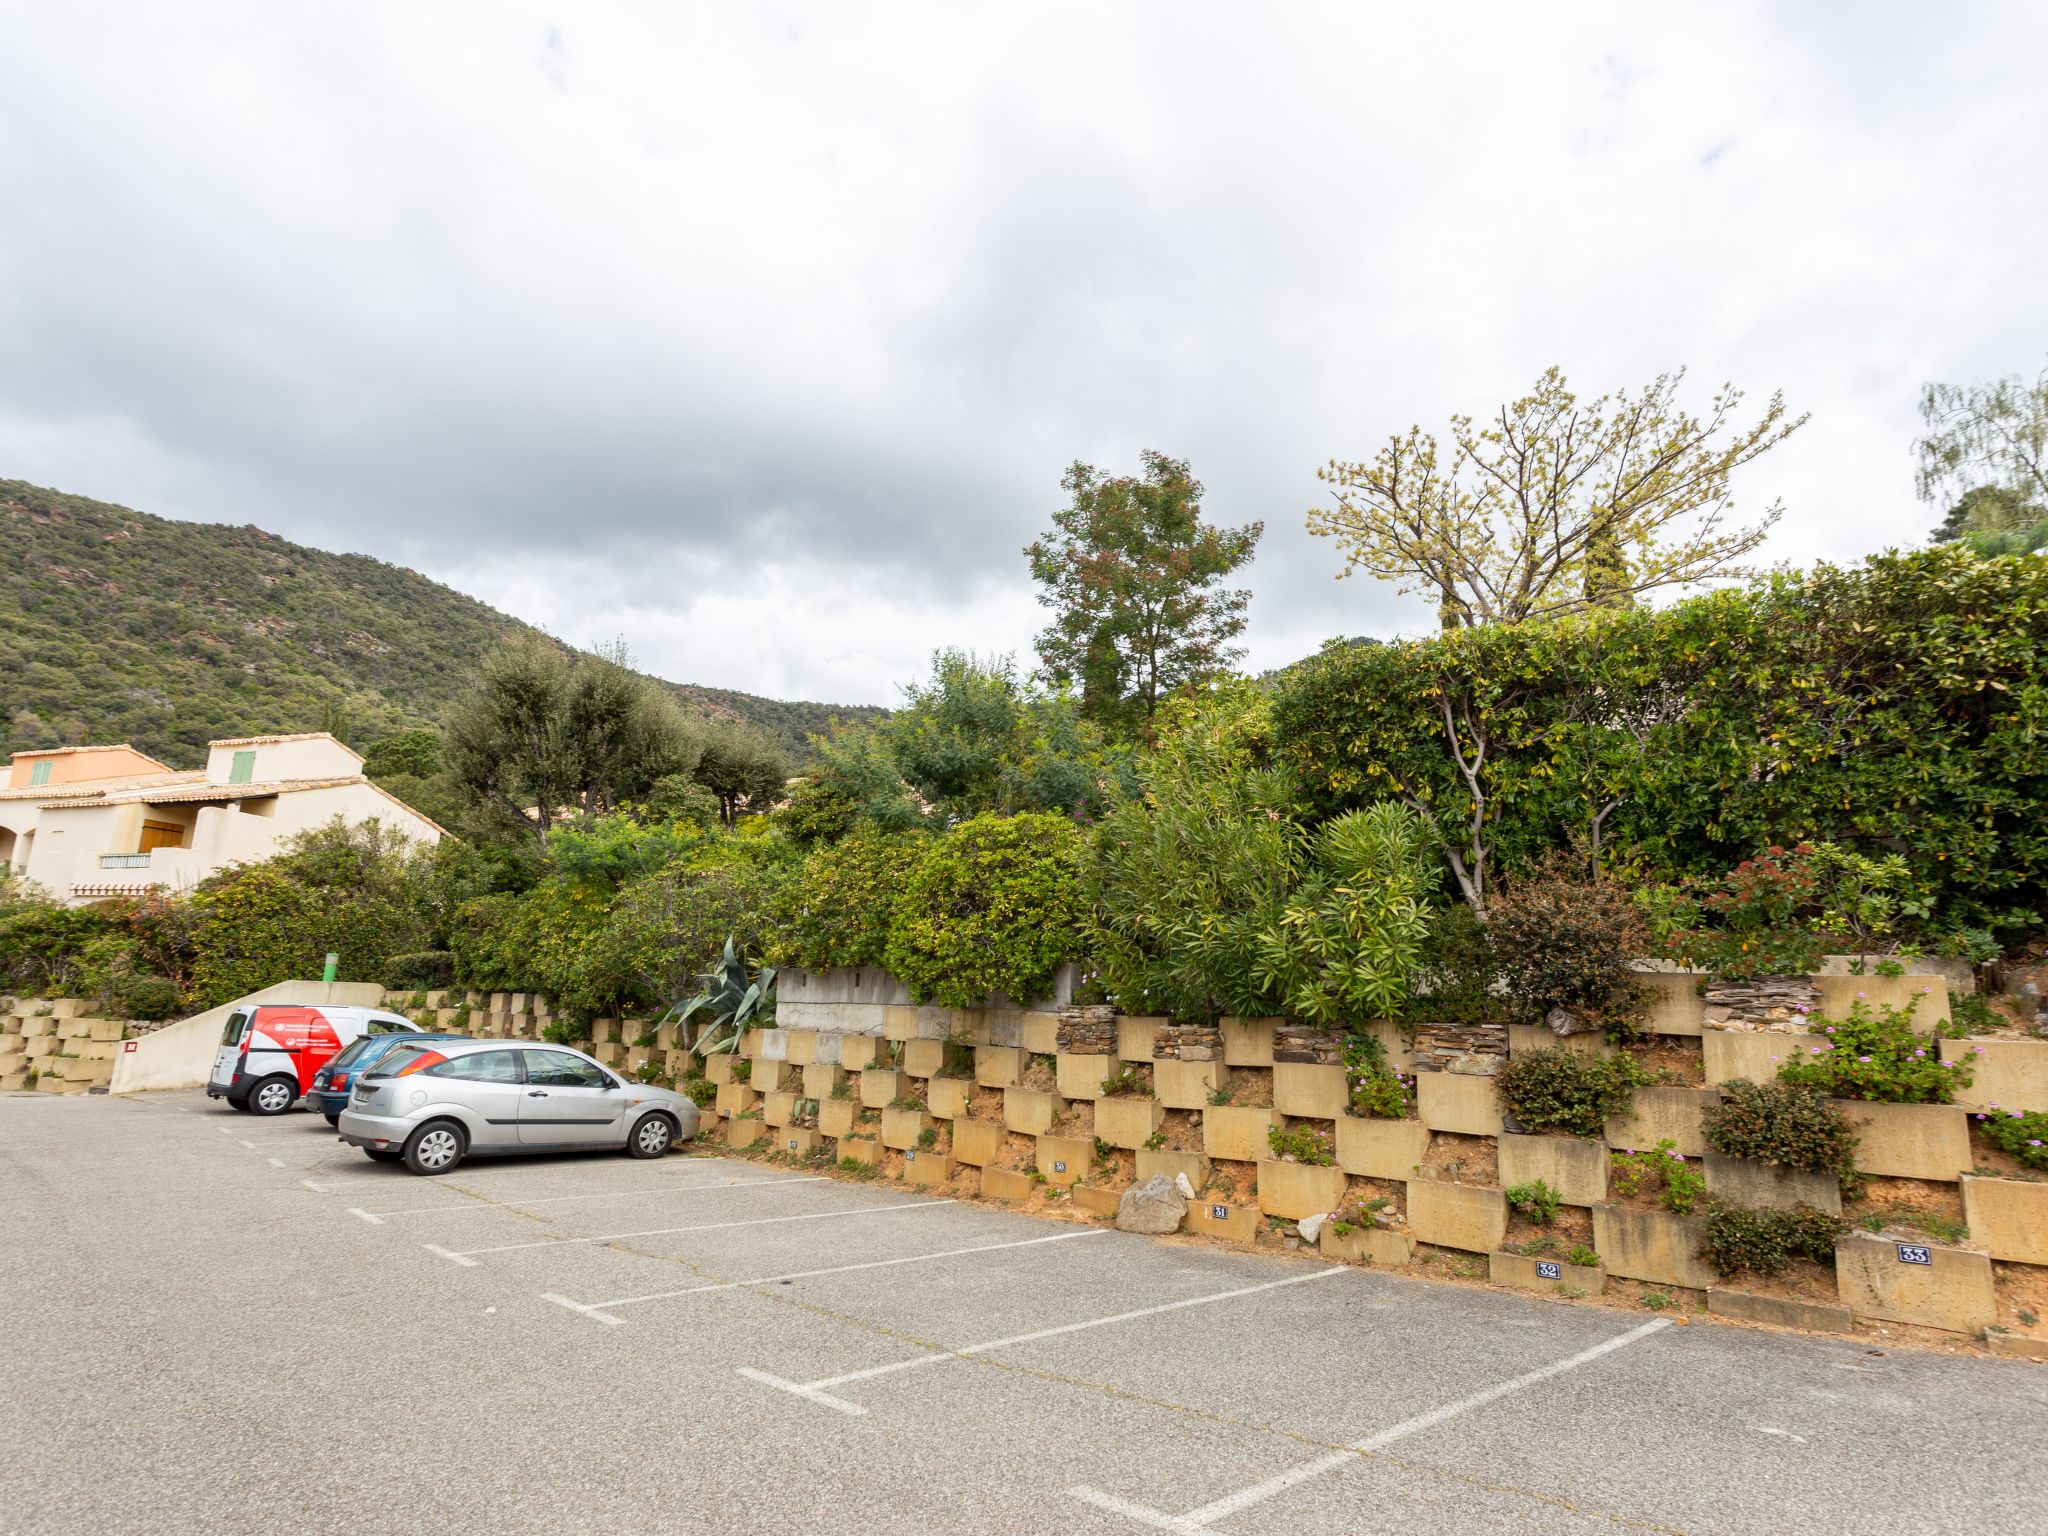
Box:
[528, 1090, 548, 1097]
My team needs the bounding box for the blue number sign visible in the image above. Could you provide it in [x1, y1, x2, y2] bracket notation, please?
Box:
[1052, 1159, 1067, 1173]
[1211, 1204, 1230, 1221]
[1897, 1245, 1933, 1266]
[1535, 1260, 1562, 1280]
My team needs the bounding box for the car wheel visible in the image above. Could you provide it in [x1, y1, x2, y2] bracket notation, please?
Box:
[248, 1076, 297, 1116]
[364, 1148, 401, 1163]
[324, 1113, 341, 1127]
[627, 1113, 675, 1159]
[404, 1121, 466, 1176]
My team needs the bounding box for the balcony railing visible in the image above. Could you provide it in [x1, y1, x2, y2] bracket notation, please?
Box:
[98, 853, 152, 869]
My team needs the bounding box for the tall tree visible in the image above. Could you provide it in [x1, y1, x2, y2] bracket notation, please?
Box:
[1308, 367, 1804, 628]
[445, 637, 702, 841]
[691, 718, 787, 827]
[1026, 452, 1262, 733]
[1916, 356, 2048, 511]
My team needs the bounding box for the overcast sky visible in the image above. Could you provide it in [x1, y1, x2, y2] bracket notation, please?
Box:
[3, 3, 2045, 706]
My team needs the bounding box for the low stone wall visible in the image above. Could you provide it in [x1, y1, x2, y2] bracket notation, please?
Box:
[2, 997, 143, 1094]
[683, 970, 2048, 1350]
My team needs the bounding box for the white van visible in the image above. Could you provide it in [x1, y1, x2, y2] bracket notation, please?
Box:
[206, 1003, 422, 1115]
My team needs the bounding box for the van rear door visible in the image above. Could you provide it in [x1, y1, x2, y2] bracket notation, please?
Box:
[209, 1010, 253, 1090]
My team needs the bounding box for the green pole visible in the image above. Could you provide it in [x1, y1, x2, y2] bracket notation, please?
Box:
[322, 951, 339, 983]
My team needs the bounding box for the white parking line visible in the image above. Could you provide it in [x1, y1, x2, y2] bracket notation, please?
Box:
[739, 1265, 1350, 1416]
[433, 1196, 956, 1261]
[301, 1180, 327, 1192]
[267, 1158, 285, 1168]
[1068, 1318, 1674, 1532]
[544, 1227, 1112, 1326]
[237, 1140, 256, 1149]
[346, 1173, 821, 1223]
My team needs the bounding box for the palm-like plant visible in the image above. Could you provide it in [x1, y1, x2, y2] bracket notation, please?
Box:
[669, 936, 775, 1056]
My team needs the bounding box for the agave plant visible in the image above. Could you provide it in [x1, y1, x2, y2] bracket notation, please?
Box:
[670, 936, 775, 1056]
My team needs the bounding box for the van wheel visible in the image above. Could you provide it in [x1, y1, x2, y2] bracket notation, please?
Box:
[627, 1113, 674, 1159]
[248, 1076, 297, 1116]
[404, 1121, 466, 1176]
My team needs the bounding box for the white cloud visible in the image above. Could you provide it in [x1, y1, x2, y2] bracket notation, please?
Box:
[2, 1, 2044, 699]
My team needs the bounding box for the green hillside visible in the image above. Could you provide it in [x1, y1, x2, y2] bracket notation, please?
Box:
[0, 478, 882, 766]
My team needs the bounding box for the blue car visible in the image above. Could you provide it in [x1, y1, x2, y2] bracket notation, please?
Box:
[306, 1031, 469, 1124]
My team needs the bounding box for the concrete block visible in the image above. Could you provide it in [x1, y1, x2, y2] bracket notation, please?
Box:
[36, 1075, 86, 1094]
[715, 1083, 758, 1117]
[982, 1009, 1024, 1048]
[727, 1116, 765, 1149]
[1417, 1072, 1503, 1137]
[951, 1119, 1004, 1166]
[1021, 1011, 1060, 1054]
[1037, 1135, 1091, 1185]
[17, 1018, 54, 1038]
[881, 1005, 921, 1042]
[0, 1072, 27, 1091]
[57, 1056, 104, 1082]
[981, 1166, 1035, 1201]
[1707, 1288, 1853, 1334]
[1604, 1086, 1717, 1158]
[837, 1136, 879, 1166]
[1408, 1180, 1508, 1254]
[1835, 1100, 1970, 1180]
[756, 1028, 790, 1063]
[87, 1020, 125, 1043]
[761, 1090, 799, 1127]
[655, 1022, 681, 1051]
[1136, 1147, 1212, 1190]
[837, 1035, 881, 1071]
[1498, 1134, 1609, 1207]
[1256, 1160, 1347, 1219]
[926, 1077, 973, 1120]
[1118, 1016, 1161, 1062]
[1153, 1059, 1223, 1110]
[1056, 1052, 1110, 1100]
[1816, 974, 1949, 1033]
[1508, 1023, 1614, 1061]
[1703, 1029, 1810, 1086]
[801, 1063, 846, 1100]
[592, 1041, 623, 1067]
[1071, 1183, 1123, 1217]
[1094, 1095, 1165, 1149]
[903, 1149, 955, 1188]
[1941, 1037, 2048, 1115]
[1220, 1017, 1278, 1067]
[1186, 1198, 1260, 1242]
[881, 1106, 932, 1151]
[1273, 1063, 1348, 1120]
[1202, 1104, 1280, 1163]
[901, 1038, 944, 1078]
[1321, 1224, 1415, 1266]
[778, 1127, 821, 1159]
[975, 1045, 1026, 1088]
[1988, 1333, 2048, 1361]
[859, 1068, 909, 1110]
[750, 1060, 790, 1094]
[738, 1028, 767, 1058]
[1334, 1115, 1430, 1180]
[818, 1098, 860, 1139]
[1002, 1087, 1067, 1135]
[1638, 970, 1705, 1036]
[1960, 1176, 2048, 1265]
[1835, 1230, 1995, 1333]
[1591, 1205, 1715, 1290]
[1702, 1152, 1841, 1215]
[1489, 1250, 1606, 1296]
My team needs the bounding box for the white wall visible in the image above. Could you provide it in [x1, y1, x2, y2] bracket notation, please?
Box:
[110, 980, 388, 1094]
[204, 736, 361, 783]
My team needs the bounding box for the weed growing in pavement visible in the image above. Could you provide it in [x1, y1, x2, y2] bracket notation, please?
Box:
[1610, 1139, 1707, 1215]
[1505, 1178, 1562, 1226]
[835, 1156, 875, 1180]
[1639, 1289, 1672, 1310]
[1266, 1122, 1335, 1165]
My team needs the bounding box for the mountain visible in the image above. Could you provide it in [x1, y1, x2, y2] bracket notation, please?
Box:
[0, 478, 883, 766]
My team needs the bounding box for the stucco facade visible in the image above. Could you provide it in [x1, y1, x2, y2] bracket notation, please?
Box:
[3, 733, 443, 905]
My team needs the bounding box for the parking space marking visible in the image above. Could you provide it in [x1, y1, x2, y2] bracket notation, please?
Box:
[1068, 1317, 1674, 1532]
[424, 1244, 479, 1267]
[237, 1139, 256, 1149]
[301, 1180, 327, 1192]
[266, 1158, 285, 1167]
[437, 1194, 956, 1262]
[345, 1173, 821, 1224]
[737, 1265, 1349, 1417]
[543, 1226, 1111, 1325]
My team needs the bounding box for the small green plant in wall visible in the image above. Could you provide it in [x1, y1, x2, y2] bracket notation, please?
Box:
[1142, 1130, 1168, 1150]
[1504, 1178, 1562, 1226]
[1610, 1139, 1706, 1215]
[1267, 1123, 1334, 1165]
[1100, 1063, 1147, 1096]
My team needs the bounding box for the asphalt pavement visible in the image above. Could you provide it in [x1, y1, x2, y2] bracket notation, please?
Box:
[3, 1089, 2044, 1536]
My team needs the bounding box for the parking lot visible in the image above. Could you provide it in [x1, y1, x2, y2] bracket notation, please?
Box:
[5, 1089, 2046, 1536]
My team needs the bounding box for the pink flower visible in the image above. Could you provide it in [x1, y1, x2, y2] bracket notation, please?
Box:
[1859, 1056, 1872, 1063]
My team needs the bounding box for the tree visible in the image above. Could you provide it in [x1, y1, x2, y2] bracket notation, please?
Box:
[691, 719, 787, 827]
[1308, 367, 1805, 628]
[778, 724, 925, 843]
[444, 637, 703, 841]
[1027, 451, 1262, 733]
[1916, 356, 2048, 516]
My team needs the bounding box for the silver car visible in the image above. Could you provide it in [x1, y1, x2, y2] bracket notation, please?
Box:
[337, 1038, 698, 1175]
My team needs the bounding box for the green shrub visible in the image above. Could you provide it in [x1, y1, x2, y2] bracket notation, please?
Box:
[769, 831, 926, 970]
[1488, 851, 1648, 1037]
[1977, 1108, 2048, 1172]
[1609, 1139, 1707, 1215]
[1776, 999, 1971, 1103]
[1495, 1047, 1648, 1138]
[1564, 1243, 1600, 1268]
[385, 950, 454, 989]
[680, 1076, 717, 1108]
[1697, 1200, 1846, 1279]
[114, 975, 182, 1021]
[885, 812, 1086, 1008]
[1505, 1179, 1561, 1225]
[1099, 1063, 1147, 1096]
[1702, 1080, 1859, 1180]
[1266, 1123, 1334, 1165]
[1342, 1030, 1410, 1120]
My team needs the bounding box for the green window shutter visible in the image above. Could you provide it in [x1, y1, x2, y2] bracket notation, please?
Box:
[229, 750, 256, 785]
[28, 760, 52, 787]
